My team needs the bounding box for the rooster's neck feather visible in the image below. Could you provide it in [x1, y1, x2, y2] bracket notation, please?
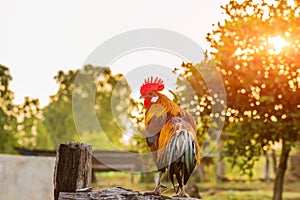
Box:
[154, 93, 181, 117]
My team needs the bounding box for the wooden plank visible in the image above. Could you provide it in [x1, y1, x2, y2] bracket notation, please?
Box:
[92, 164, 135, 171]
[92, 151, 143, 172]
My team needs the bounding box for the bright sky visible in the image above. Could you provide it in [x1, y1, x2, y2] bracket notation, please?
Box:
[0, 0, 227, 107]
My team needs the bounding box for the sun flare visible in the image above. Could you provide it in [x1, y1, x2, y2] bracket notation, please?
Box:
[268, 35, 290, 54]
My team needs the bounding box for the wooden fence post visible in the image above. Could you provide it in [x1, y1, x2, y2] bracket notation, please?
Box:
[53, 142, 92, 200]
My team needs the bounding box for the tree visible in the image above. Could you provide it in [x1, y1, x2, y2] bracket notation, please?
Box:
[42, 65, 131, 150]
[206, 1, 300, 199]
[42, 92, 80, 148]
[0, 65, 17, 153]
[0, 65, 53, 152]
[17, 97, 43, 149]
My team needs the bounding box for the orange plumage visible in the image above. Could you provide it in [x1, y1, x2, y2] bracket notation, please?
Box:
[140, 76, 200, 197]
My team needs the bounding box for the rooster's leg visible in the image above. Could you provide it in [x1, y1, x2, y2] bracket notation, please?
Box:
[143, 171, 162, 196]
[173, 186, 188, 197]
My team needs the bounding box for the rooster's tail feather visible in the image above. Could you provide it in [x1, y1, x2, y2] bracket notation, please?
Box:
[160, 129, 197, 186]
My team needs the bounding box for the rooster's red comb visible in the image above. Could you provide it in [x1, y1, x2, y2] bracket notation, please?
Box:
[140, 76, 164, 95]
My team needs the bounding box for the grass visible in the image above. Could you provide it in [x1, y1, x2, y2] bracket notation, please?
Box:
[199, 181, 300, 200]
[203, 190, 300, 200]
[92, 172, 300, 199]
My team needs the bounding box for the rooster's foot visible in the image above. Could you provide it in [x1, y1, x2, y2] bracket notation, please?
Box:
[173, 187, 188, 198]
[173, 193, 188, 197]
[143, 188, 161, 196]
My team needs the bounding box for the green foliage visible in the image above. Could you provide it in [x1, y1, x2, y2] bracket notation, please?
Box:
[80, 131, 117, 150]
[41, 65, 131, 150]
[16, 97, 43, 149]
[35, 122, 54, 149]
[0, 65, 17, 153]
[42, 96, 80, 148]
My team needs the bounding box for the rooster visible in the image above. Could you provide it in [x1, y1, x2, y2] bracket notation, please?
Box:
[140, 76, 200, 197]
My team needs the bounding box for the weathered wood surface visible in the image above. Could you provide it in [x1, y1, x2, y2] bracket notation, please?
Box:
[54, 142, 92, 200]
[58, 187, 201, 200]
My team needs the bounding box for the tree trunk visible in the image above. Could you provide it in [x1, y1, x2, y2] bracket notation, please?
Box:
[265, 150, 271, 182]
[53, 142, 92, 200]
[272, 141, 291, 200]
[272, 149, 277, 174]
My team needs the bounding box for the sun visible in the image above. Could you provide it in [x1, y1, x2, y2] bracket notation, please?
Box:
[268, 35, 290, 54]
